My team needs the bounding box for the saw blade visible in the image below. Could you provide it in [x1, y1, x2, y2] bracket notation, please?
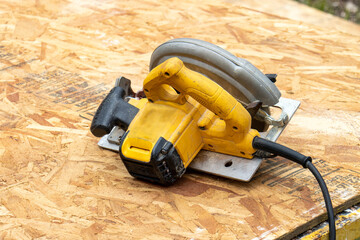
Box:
[150, 38, 281, 106]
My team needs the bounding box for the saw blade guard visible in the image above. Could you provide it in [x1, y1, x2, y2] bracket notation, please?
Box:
[150, 38, 281, 107]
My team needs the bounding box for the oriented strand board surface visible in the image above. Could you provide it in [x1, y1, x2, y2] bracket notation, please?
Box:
[0, 0, 359, 239]
[237, 0, 360, 37]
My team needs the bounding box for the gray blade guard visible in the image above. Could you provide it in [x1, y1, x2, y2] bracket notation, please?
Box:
[150, 38, 281, 106]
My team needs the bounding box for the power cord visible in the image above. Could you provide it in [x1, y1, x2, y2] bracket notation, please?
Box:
[252, 136, 336, 240]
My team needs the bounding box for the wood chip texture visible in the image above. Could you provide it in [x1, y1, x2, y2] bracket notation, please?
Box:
[0, 0, 359, 239]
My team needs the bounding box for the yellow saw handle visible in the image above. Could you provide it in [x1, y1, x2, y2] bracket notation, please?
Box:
[143, 57, 253, 138]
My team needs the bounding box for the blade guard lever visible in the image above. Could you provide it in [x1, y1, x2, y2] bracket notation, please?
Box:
[90, 86, 139, 137]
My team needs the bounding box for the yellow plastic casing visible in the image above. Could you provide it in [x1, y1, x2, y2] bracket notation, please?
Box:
[121, 57, 260, 167]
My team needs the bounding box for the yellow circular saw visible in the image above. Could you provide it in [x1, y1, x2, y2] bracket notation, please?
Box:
[91, 38, 299, 183]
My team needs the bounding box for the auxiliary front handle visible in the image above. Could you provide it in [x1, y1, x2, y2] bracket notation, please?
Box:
[143, 57, 252, 135]
[90, 86, 139, 137]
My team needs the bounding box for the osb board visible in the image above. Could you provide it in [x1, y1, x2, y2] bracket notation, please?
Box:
[0, 0, 359, 239]
[237, 0, 360, 37]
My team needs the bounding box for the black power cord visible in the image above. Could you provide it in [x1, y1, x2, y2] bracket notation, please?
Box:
[252, 136, 336, 240]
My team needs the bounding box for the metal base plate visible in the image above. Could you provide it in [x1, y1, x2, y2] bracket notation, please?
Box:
[97, 97, 300, 182]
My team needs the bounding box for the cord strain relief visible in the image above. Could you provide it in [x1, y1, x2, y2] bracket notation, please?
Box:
[304, 157, 313, 168]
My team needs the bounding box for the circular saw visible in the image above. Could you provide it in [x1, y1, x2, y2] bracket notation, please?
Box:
[91, 38, 300, 182]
